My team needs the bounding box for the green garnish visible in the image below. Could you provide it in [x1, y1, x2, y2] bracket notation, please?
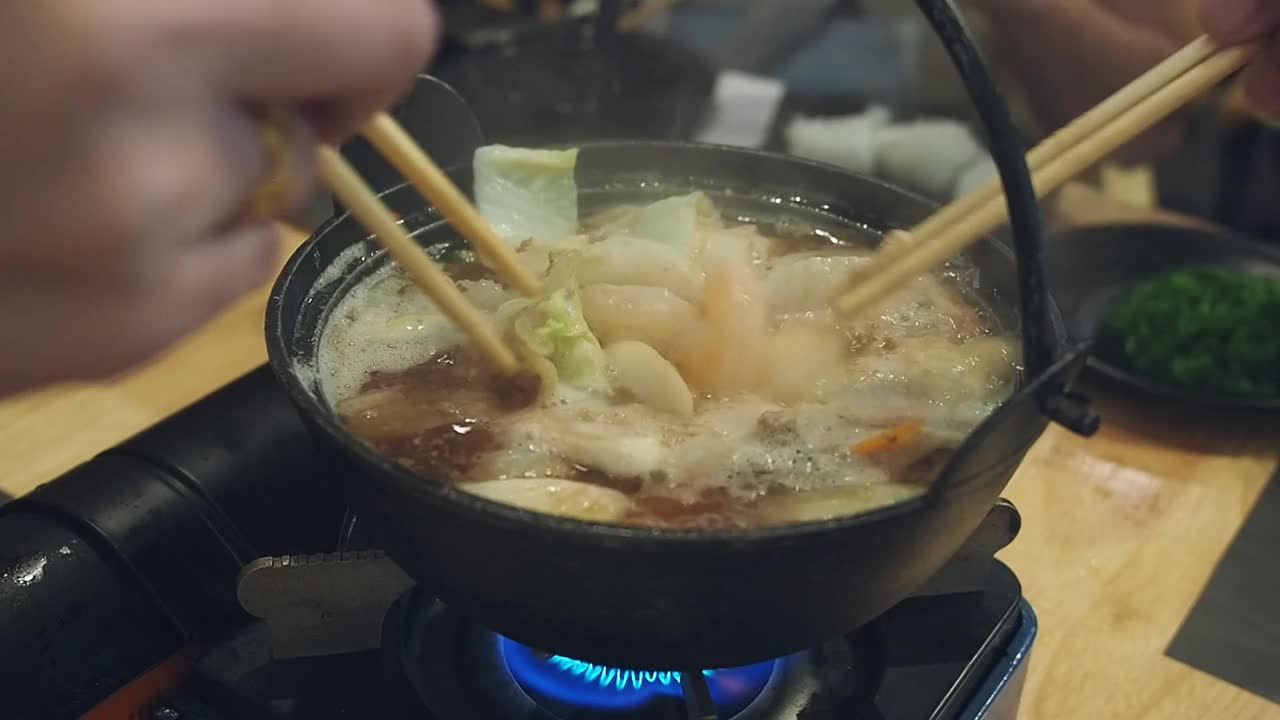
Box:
[1102, 266, 1280, 398]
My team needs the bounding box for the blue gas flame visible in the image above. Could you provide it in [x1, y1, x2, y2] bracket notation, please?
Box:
[500, 636, 779, 713]
[546, 654, 705, 690]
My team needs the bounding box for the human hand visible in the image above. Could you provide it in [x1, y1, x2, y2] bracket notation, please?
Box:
[0, 0, 439, 396]
[1202, 0, 1280, 118]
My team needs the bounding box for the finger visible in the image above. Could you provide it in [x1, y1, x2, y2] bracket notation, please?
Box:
[0, 223, 279, 388]
[125, 223, 285, 371]
[0, 103, 261, 284]
[189, 0, 441, 141]
[1201, 0, 1280, 42]
[94, 105, 309, 277]
[79, 223, 281, 373]
[170, 222, 284, 323]
[100, 102, 269, 254]
[1240, 33, 1280, 120]
[110, 223, 281, 367]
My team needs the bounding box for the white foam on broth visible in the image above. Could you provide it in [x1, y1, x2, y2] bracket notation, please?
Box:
[312, 197, 1021, 528]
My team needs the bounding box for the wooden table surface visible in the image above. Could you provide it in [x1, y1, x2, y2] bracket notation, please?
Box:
[0, 183, 1276, 719]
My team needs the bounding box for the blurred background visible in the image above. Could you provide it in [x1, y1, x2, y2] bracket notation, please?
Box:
[313, 0, 1269, 243]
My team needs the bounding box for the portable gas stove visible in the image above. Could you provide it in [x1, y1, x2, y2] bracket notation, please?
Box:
[156, 560, 1035, 720]
[153, 493, 1034, 720]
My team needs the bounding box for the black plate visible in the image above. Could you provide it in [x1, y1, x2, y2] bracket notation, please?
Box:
[1045, 223, 1280, 410]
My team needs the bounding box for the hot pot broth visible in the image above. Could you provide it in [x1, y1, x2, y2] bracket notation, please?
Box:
[317, 146, 1021, 528]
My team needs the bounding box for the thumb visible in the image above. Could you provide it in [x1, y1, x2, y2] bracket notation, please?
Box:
[1201, 0, 1280, 42]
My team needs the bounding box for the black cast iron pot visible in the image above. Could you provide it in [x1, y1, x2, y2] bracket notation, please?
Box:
[266, 139, 1089, 670]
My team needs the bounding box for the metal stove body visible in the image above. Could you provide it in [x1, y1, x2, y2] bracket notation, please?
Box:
[149, 589, 1035, 720]
[151, 499, 1037, 720]
[151, 571, 1035, 720]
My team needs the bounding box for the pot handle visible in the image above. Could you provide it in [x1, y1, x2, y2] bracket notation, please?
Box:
[912, 0, 1057, 379]
[912, 0, 1101, 436]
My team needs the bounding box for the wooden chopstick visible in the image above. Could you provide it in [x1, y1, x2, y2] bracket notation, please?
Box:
[316, 146, 521, 375]
[360, 112, 542, 298]
[834, 38, 1258, 317]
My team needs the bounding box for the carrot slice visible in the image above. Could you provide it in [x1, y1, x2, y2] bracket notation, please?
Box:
[851, 419, 924, 456]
